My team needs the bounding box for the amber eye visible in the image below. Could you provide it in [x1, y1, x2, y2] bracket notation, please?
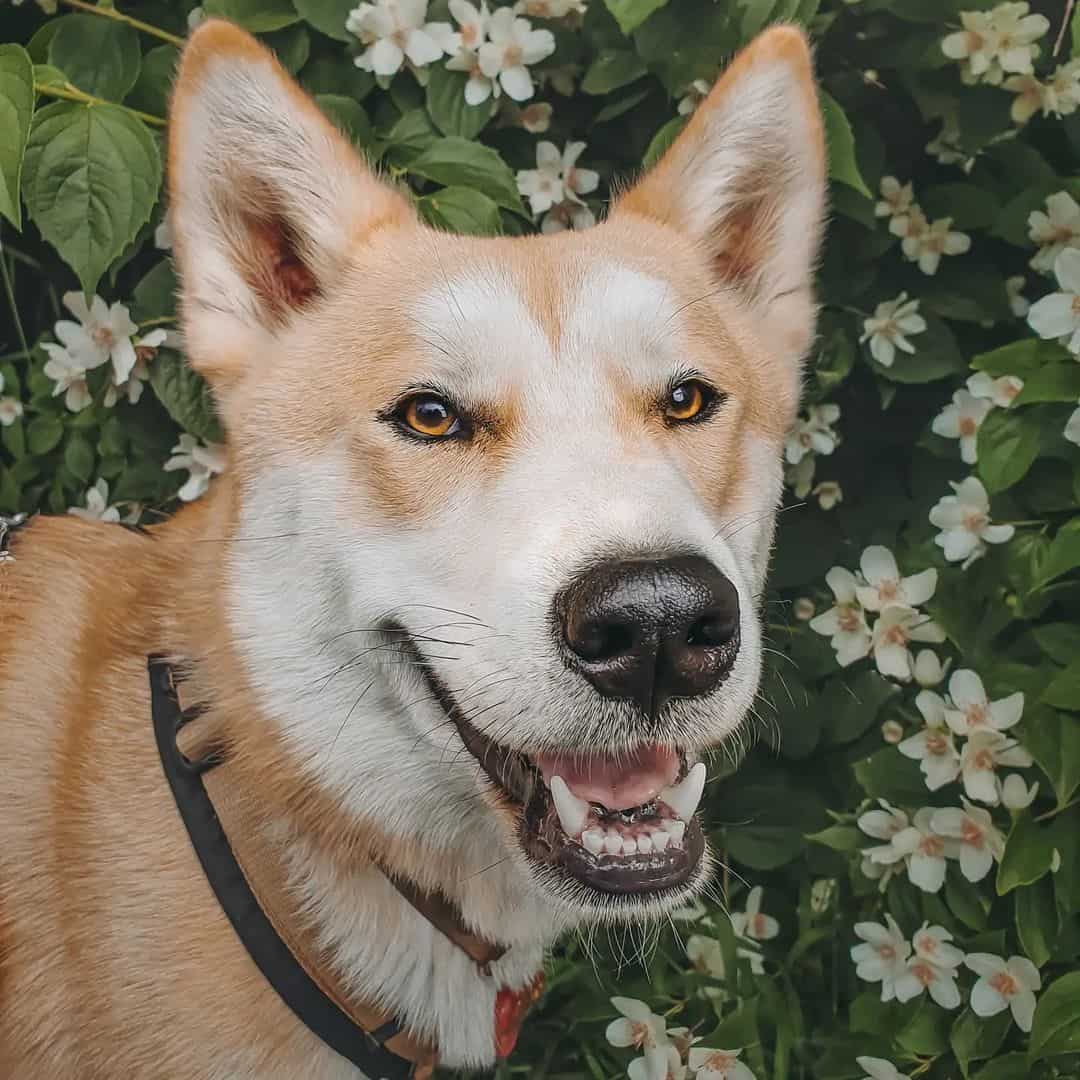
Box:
[398, 393, 461, 439]
[665, 380, 713, 423]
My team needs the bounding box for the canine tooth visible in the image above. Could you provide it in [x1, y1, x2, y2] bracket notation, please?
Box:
[550, 775, 590, 837]
[658, 761, 706, 822]
[582, 829, 605, 856]
[622, 838, 638, 856]
[604, 832, 623, 855]
[637, 835, 653, 854]
[667, 820, 686, 846]
[652, 830, 670, 852]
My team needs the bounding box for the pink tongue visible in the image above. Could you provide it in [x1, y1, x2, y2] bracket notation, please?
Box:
[535, 745, 680, 811]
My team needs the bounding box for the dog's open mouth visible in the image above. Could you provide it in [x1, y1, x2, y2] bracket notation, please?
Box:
[399, 628, 706, 896]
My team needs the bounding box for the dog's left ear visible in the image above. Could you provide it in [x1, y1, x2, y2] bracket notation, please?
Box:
[168, 20, 414, 386]
[613, 26, 826, 361]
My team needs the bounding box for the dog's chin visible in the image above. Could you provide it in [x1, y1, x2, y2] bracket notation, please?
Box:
[390, 625, 712, 919]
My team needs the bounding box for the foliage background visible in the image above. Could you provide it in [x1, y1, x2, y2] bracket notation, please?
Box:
[2, 0, 1080, 1077]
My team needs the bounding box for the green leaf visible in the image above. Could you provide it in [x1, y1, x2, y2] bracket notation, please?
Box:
[855, 748, 934, 806]
[0, 44, 33, 229]
[203, 0, 301, 31]
[125, 44, 179, 119]
[1024, 707, 1080, 804]
[22, 103, 162, 295]
[950, 1007, 1011, 1076]
[594, 87, 651, 124]
[996, 815, 1056, 895]
[1030, 971, 1080, 1060]
[1015, 876, 1058, 968]
[604, 0, 669, 35]
[976, 408, 1041, 493]
[384, 108, 439, 167]
[418, 187, 502, 236]
[425, 66, 495, 141]
[805, 824, 860, 851]
[48, 15, 141, 103]
[1043, 659, 1080, 711]
[642, 115, 685, 168]
[718, 782, 828, 870]
[1035, 518, 1080, 590]
[262, 24, 310, 74]
[1015, 363, 1080, 405]
[972, 1054, 1032, 1080]
[293, 0, 354, 41]
[407, 137, 525, 215]
[1034, 622, 1080, 665]
[581, 50, 648, 95]
[149, 350, 224, 445]
[922, 183, 1000, 231]
[820, 669, 897, 745]
[130, 259, 177, 323]
[944, 873, 989, 931]
[63, 433, 94, 484]
[821, 91, 870, 198]
[315, 94, 374, 147]
[27, 415, 64, 455]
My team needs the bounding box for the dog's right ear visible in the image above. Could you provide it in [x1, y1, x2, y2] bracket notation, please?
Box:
[168, 20, 414, 385]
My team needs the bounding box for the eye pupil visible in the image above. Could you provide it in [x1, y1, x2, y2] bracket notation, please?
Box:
[667, 380, 711, 422]
[401, 393, 459, 438]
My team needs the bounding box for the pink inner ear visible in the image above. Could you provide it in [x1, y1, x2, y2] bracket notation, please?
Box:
[244, 214, 319, 317]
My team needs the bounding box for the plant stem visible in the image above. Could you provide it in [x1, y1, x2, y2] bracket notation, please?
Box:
[34, 82, 166, 128]
[138, 316, 177, 329]
[60, 0, 185, 47]
[1036, 798, 1079, 823]
[0, 228, 30, 362]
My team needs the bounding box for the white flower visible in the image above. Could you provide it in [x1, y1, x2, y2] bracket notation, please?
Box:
[931, 800, 1005, 882]
[516, 140, 597, 216]
[855, 546, 937, 613]
[540, 200, 596, 234]
[914, 649, 947, 687]
[860, 293, 927, 367]
[943, 668, 1024, 736]
[857, 1059, 910, 1080]
[871, 605, 947, 683]
[882, 807, 958, 893]
[810, 567, 872, 667]
[518, 101, 552, 132]
[687, 1047, 756, 1080]
[932, 389, 992, 464]
[677, 78, 711, 115]
[187, 5, 206, 29]
[785, 454, 815, 499]
[792, 597, 816, 621]
[1000, 773, 1039, 809]
[810, 877, 837, 914]
[164, 434, 226, 502]
[1028, 191, 1080, 273]
[346, 0, 455, 76]
[1066, 401, 1080, 446]
[941, 3, 1049, 86]
[850, 914, 910, 1001]
[606, 997, 671, 1080]
[960, 730, 1033, 804]
[905, 217, 972, 276]
[54, 291, 138, 383]
[899, 690, 961, 791]
[874, 176, 914, 219]
[0, 372, 23, 427]
[858, 801, 914, 891]
[881, 719, 905, 745]
[929, 476, 1015, 567]
[1006, 275, 1030, 318]
[785, 403, 840, 465]
[894, 923, 964, 1009]
[966, 953, 1041, 1031]
[967, 371, 1024, 408]
[730, 886, 779, 943]
[630, 1044, 686, 1080]
[477, 7, 554, 102]
[686, 934, 725, 978]
[68, 479, 121, 524]
[812, 481, 842, 510]
[1028, 247, 1080, 353]
[1007, 62, 1080, 124]
[445, 0, 492, 103]
[42, 342, 92, 413]
[105, 329, 166, 408]
[925, 122, 973, 171]
[516, 0, 586, 17]
[154, 217, 172, 251]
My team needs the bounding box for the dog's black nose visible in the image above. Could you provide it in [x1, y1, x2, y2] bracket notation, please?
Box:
[557, 555, 740, 716]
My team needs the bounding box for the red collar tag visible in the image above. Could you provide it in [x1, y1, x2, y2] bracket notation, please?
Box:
[493, 972, 545, 1059]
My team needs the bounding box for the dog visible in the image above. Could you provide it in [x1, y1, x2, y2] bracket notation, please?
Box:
[0, 19, 825, 1078]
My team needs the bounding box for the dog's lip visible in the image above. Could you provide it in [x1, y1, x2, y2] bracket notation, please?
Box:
[388, 621, 706, 897]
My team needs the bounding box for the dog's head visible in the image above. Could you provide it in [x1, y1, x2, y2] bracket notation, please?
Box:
[168, 22, 825, 929]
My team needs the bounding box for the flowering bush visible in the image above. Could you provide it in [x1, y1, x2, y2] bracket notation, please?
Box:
[2, 0, 1080, 1076]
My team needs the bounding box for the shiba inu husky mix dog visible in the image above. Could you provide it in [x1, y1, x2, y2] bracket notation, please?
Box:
[0, 18, 825, 1078]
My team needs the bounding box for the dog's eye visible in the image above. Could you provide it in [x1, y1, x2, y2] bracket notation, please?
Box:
[665, 380, 715, 423]
[399, 393, 461, 439]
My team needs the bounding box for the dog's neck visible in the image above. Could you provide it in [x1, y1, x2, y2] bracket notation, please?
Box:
[152, 484, 555, 1068]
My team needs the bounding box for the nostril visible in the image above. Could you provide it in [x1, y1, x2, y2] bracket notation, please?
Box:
[687, 611, 738, 648]
[572, 619, 636, 663]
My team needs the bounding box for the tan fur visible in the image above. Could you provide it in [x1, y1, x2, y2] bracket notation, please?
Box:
[0, 20, 824, 1077]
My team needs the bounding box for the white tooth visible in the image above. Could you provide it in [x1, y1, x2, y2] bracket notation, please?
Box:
[667, 819, 686, 846]
[550, 775, 590, 837]
[604, 832, 623, 855]
[637, 835, 653, 854]
[582, 829, 605, 856]
[658, 762, 706, 822]
[652, 830, 670, 852]
[622, 838, 638, 856]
